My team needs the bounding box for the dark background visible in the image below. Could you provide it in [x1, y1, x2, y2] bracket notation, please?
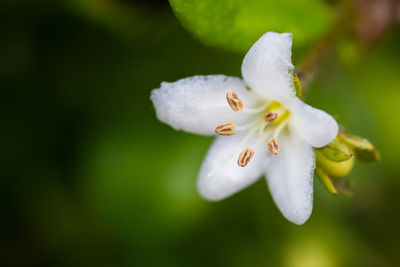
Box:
[1, 0, 400, 266]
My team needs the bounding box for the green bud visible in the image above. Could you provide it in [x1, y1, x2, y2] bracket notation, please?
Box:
[338, 130, 380, 163]
[317, 137, 353, 162]
[315, 150, 355, 178]
[293, 74, 302, 98]
[315, 167, 337, 195]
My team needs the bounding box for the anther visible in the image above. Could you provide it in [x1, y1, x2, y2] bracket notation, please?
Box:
[215, 123, 237, 136]
[237, 148, 254, 167]
[263, 112, 278, 123]
[226, 92, 243, 112]
[267, 138, 280, 155]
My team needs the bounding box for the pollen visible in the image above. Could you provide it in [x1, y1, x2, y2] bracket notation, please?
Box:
[215, 123, 237, 136]
[226, 91, 243, 112]
[237, 148, 254, 167]
[267, 138, 280, 155]
[263, 111, 278, 123]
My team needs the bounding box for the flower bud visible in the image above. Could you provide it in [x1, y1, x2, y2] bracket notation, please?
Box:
[317, 137, 353, 162]
[338, 130, 380, 163]
[315, 150, 355, 178]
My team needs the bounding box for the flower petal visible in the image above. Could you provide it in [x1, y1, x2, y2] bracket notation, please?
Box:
[151, 75, 258, 135]
[241, 32, 296, 101]
[198, 132, 267, 201]
[265, 134, 314, 225]
[289, 97, 339, 148]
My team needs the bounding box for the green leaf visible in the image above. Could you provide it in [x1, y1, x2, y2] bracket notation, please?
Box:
[169, 0, 334, 52]
[338, 130, 381, 163]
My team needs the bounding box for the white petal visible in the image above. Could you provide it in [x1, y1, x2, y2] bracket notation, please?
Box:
[151, 75, 258, 135]
[198, 132, 267, 201]
[289, 97, 339, 148]
[241, 32, 296, 102]
[265, 134, 314, 225]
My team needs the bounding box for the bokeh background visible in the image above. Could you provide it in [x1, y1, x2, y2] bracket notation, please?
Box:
[2, 0, 400, 266]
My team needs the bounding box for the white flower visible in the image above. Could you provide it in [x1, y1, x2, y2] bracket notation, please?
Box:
[151, 32, 338, 225]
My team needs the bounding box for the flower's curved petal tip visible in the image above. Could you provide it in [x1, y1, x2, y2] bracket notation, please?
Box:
[265, 135, 314, 225]
[197, 134, 267, 201]
[256, 32, 293, 51]
[290, 98, 339, 148]
[241, 31, 295, 102]
[286, 208, 312, 225]
[276, 183, 313, 225]
[150, 75, 257, 136]
[197, 179, 227, 202]
[261, 31, 292, 40]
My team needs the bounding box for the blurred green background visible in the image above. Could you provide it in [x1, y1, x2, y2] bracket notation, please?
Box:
[1, 0, 400, 266]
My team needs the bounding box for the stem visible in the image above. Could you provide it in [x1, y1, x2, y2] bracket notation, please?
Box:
[296, 0, 355, 95]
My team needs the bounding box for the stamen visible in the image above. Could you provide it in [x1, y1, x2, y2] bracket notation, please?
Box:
[267, 120, 288, 155]
[263, 112, 278, 123]
[266, 102, 290, 125]
[242, 104, 268, 114]
[255, 128, 273, 147]
[205, 127, 258, 179]
[237, 148, 254, 167]
[215, 123, 237, 136]
[226, 92, 243, 112]
[273, 120, 287, 138]
[267, 138, 280, 155]
[236, 118, 263, 131]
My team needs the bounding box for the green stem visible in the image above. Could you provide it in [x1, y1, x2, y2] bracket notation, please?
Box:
[296, 0, 355, 95]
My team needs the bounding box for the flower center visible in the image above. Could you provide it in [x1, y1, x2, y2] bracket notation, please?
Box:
[206, 92, 290, 178]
